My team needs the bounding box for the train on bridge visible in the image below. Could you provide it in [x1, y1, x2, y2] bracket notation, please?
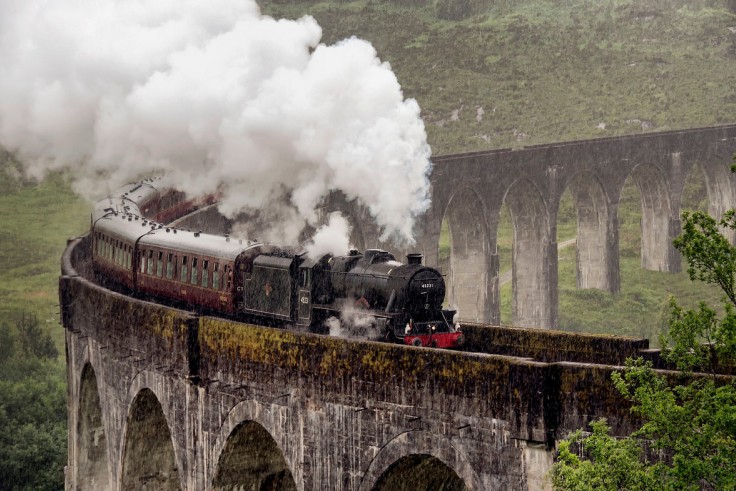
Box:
[90, 179, 464, 349]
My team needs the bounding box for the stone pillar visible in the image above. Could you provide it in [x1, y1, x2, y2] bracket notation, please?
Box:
[523, 442, 554, 491]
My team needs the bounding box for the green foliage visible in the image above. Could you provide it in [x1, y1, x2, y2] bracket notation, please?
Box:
[552, 419, 657, 490]
[0, 315, 67, 491]
[675, 210, 736, 305]
[0, 160, 83, 490]
[552, 165, 736, 490]
[16, 313, 58, 361]
[0, 323, 14, 365]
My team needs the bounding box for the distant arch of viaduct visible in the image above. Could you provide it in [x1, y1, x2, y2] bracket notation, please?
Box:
[330, 124, 736, 329]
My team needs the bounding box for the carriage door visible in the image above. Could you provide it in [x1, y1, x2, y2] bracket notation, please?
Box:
[297, 266, 312, 326]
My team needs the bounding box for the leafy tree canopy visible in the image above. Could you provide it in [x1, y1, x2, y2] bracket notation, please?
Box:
[551, 164, 736, 491]
[0, 314, 66, 491]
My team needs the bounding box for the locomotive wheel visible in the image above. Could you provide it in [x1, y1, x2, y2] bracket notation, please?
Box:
[412, 338, 422, 347]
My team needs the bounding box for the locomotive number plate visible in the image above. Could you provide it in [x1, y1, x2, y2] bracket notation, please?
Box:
[421, 283, 434, 288]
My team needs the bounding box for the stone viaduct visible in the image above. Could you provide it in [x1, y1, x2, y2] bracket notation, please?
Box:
[62, 233, 654, 491]
[328, 124, 736, 329]
[60, 125, 736, 490]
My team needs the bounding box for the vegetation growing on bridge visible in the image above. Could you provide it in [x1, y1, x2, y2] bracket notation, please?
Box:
[551, 172, 736, 490]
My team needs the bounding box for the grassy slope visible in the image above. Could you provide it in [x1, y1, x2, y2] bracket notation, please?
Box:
[0, 156, 90, 348]
[263, 0, 736, 155]
[264, 0, 736, 342]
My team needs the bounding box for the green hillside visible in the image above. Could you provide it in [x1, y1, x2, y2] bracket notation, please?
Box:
[263, 0, 736, 155]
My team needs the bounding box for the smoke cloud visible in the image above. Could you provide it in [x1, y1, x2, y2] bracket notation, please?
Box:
[305, 212, 352, 259]
[0, 0, 432, 246]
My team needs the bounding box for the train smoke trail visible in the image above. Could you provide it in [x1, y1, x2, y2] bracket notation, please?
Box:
[0, 0, 431, 249]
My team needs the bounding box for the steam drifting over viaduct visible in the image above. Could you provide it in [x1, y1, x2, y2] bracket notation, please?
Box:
[61, 124, 736, 490]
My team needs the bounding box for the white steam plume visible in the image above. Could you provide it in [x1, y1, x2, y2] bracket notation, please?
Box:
[0, 0, 432, 245]
[305, 212, 352, 259]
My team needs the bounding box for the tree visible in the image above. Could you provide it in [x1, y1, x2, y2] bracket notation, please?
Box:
[551, 188, 736, 490]
[16, 313, 58, 361]
[0, 322, 14, 365]
[0, 312, 66, 491]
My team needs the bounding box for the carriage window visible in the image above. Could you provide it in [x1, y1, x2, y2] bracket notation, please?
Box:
[157, 251, 163, 277]
[299, 269, 311, 288]
[147, 250, 154, 275]
[166, 253, 173, 279]
[114, 241, 119, 264]
[225, 265, 232, 290]
[202, 260, 209, 288]
[191, 258, 198, 284]
[181, 256, 188, 282]
[213, 263, 220, 290]
[138, 251, 144, 273]
[128, 247, 132, 269]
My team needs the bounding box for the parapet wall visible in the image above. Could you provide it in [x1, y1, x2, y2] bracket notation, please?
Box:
[461, 323, 649, 365]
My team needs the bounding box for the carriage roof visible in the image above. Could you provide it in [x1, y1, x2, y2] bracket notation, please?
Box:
[138, 226, 263, 261]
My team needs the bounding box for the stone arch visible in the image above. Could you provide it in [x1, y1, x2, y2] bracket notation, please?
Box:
[358, 431, 483, 491]
[624, 163, 677, 272]
[120, 387, 181, 491]
[212, 421, 296, 491]
[441, 186, 492, 323]
[562, 172, 618, 292]
[504, 178, 553, 328]
[210, 399, 299, 491]
[697, 159, 736, 243]
[77, 362, 111, 491]
[371, 454, 467, 491]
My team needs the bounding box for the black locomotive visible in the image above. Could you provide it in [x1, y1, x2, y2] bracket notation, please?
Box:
[91, 180, 464, 348]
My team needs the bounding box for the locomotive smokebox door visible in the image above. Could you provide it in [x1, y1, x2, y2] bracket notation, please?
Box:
[297, 265, 312, 327]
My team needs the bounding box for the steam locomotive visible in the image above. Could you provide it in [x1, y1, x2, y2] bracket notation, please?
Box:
[90, 180, 464, 349]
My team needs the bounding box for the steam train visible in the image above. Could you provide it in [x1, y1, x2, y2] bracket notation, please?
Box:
[90, 180, 464, 349]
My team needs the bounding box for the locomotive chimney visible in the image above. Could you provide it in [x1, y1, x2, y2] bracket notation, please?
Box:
[406, 253, 423, 265]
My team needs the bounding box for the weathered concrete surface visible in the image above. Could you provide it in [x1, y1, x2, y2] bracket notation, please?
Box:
[316, 125, 736, 329]
[62, 236, 652, 491]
